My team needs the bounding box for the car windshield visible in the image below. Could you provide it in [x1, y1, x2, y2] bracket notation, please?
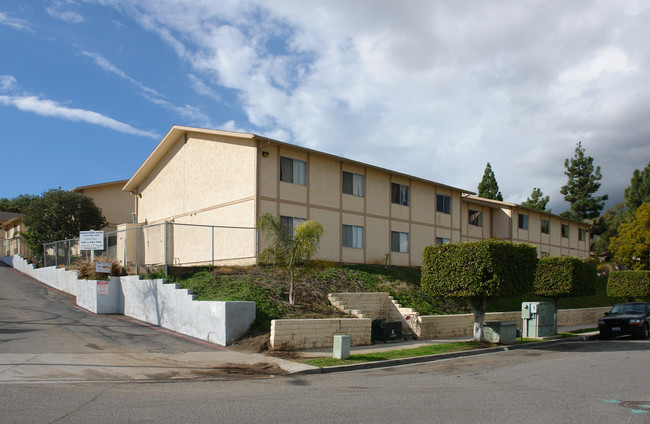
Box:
[610, 304, 646, 314]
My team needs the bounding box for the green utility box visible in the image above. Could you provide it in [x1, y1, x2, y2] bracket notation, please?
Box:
[484, 321, 518, 344]
[521, 302, 555, 338]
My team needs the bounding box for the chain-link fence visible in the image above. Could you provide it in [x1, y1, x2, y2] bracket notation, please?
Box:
[42, 222, 258, 274]
[0, 237, 30, 258]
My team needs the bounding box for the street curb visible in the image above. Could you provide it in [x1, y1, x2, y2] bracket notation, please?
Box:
[291, 335, 597, 375]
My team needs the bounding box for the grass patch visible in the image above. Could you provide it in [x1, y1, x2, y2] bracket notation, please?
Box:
[301, 341, 489, 367]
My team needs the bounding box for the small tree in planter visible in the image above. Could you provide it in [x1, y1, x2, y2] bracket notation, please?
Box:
[422, 240, 538, 342]
[534, 257, 597, 332]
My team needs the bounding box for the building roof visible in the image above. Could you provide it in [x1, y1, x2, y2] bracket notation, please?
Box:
[0, 211, 23, 223]
[463, 195, 592, 226]
[72, 179, 129, 192]
[123, 125, 475, 195]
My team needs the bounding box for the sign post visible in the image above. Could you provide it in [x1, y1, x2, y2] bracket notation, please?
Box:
[79, 230, 104, 263]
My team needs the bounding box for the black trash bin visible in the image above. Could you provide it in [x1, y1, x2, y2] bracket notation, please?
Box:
[371, 318, 403, 343]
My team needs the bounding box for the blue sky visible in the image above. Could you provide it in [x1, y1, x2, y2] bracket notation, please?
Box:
[1, 1, 649, 214]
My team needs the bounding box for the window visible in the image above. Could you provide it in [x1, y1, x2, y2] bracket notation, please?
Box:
[280, 215, 306, 234]
[468, 209, 483, 227]
[541, 219, 550, 234]
[541, 251, 549, 257]
[579, 228, 586, 241]
[561, 224, 569, 238]
[436, 237, 451, 245]
[391, 183, 409, 206]
[436, 194, 451, 214]
[280, 157, 307, 185]
[391, 231, 409, 253]
[342, 171, 364, 197]
[518, 213, 529, 230]
[342, 225, 364, 248]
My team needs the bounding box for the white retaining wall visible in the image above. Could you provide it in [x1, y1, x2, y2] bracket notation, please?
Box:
[1, 255, 254, 346]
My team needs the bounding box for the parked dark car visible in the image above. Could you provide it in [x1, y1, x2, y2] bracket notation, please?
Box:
[598, 302, 650, 339]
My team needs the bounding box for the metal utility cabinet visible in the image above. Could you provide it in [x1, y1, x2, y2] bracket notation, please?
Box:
[521, 302, 555, 338]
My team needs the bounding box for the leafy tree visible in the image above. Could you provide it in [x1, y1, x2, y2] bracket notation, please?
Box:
[624, 162, 650, 212]
[477, 162, 503, 201]
[609, 203, 650, 270]
[23, 189, 107, 265]
[0, 193, 37, 213]
[534, 257, 597, 332]
[421, 240, 538, 342]
[257, 213, 324, 305]
[591, 203, 630, 256]
[521, 187, 549, 211]
[560, 141, 608, 221]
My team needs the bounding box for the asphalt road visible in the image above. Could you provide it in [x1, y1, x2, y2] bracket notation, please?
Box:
[0, 263, 305, 383]
[2, 339, 649, 423]
[2, 262, 650, 423]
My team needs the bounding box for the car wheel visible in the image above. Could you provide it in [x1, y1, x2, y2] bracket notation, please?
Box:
[642, 324, 649, 340]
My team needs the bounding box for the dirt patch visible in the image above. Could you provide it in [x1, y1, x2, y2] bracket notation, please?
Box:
[192, 362, 287, 378]
[231, 333, 270, 353]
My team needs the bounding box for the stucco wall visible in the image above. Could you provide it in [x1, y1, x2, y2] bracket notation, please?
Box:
[77, 182, 134, 229]
[137, 132, 257, 225]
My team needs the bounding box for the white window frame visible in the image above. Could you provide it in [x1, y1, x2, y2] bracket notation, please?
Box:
[280, 215, 306, 235]
[280, 157, 307, 186]
[391, 231, 409, 253]
[468, 209, 483, 227]
[436, 237, 451, 245]
[391, 183, 409, 206]
[541, 219, 550, 234]
[436, 194, 451, 214]
[342, 224, 364, 249]
[342, 171, 364, 197]
[518, 213, 529, 230]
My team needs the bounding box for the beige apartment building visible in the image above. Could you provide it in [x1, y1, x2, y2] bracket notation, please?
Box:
[121, 125, 591, 267]
[73, 180, 134, 230]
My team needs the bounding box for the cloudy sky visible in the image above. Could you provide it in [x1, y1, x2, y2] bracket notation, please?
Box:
[1, 1, 648, 214]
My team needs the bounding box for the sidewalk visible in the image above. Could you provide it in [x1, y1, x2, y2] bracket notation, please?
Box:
[284, 324, 600, 374]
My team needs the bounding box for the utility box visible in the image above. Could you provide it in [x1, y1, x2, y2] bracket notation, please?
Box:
[521, 302, 555, 338]
[484, 321, 518, 344]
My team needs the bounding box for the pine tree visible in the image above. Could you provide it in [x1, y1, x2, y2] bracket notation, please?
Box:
[477, 162, 503, 201]
[521, 187, 549, 211]
[560, 141, 608, 221]
[624, 162, 650, 212]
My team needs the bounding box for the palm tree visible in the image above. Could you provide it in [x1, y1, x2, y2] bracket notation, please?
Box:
[257, 213, 323, 305]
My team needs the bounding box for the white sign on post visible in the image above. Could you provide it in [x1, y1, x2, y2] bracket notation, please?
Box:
[95, 262, 112, 273]
[79, 231, 104, 251]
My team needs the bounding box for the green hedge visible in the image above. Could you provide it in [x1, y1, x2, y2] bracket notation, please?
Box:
[421, 240, 538, 299]
[534, 257, 597, 298]
[607, 271, 650, 298]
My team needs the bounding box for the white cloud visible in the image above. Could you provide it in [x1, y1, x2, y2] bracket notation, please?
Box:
[46, 0, 85, 23]
[0, 94, 159, 138]
[95, 0, 650, 211]
[0, 11, 34, 32]
[81, 50, 213, 126]
[0, 75, 17, 92]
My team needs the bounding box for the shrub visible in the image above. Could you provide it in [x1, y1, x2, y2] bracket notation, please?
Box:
[534, 257, 597, 298]
[421, 240, 538, 299]
[76, 257, 124, 280]
[421, 240, 538, 341]
[607, 271, 650, 299]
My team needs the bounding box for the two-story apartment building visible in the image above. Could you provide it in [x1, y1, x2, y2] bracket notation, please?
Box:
[121, 125, 591, 267]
